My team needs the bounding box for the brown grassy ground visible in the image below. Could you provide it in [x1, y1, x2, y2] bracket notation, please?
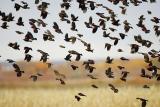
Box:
[0, 84, 160, 107]
[0, 59, 159, 107]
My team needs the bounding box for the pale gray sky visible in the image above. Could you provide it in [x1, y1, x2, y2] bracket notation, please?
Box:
[0, 0, 160, 61]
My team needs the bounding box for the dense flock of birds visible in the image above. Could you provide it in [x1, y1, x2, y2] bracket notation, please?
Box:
[0, 0, 160, 106]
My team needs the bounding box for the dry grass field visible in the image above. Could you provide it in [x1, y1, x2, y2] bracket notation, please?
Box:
[0, 84, 160, 107]
[0, 59, 160, 107]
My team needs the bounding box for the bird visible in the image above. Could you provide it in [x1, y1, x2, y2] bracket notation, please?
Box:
[71, 22, 78, 31]
[43, 30, 55, 41]
[71, 65, 78, 70]
[56, 78, 65, 85]
[105, 43, 112, 51]
[120, 71, 129, 81]
[71, 14, 78, 21]
[12, 63, 24, 77]
[117, 66, 125, 70]
[37, 49, 49, 63]
[15, 31, 24, 35]
[64, 54, 72, 61]
[24, 54, 32, 62]
[16, 17, 24, 26]
[108, 84, 118, 93]
[106, 56, 113, 64]
[120, 57, 129, 61]
[54, 70, 66, 79]
[105, 67, 114, 78]
[14, 3, 22, 11]
[8, 42, 20, 50]
[119, 6, 126, 14]
[24, 47, 32, 53]
[136, 98, 148, 107]
[1, 22, 9, 29]
[143, 85, 150, 89]
[75, 95, 81, 101]
[119, 33, 127, 39]
[24, 32, 37, 42]
[91, 84, 98, 88]
[29, 75, 38, 81]
[87, 74, 97, 79]
[6, 59, 15, 63]
[78, 93, 86, 97]
[53, 22, 63, 34]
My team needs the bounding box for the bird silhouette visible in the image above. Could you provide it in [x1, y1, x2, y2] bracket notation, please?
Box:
[136, 98, 148, 107]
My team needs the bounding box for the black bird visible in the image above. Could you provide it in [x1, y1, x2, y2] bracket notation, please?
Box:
[138, 52, 150, 63]
[105, 43, 112, 51]
[43, 30, 55, 41]
[103, 31, 110, 38]
[117, 66, 125, 70]
[119, 6, 126, 15]
[71, 14, 78, 21]
[130, 44, 140, 53]
[117, 49, 123, 52]
[151, 17, 160, 24]
[92, 23, 99, 33]
[109, 27, 117, 32]
[1, 22, 9, 29]
[141, 68, 146, 77]
[12, 63, 24, 77]
[120, 71, 129, 81]
[91, 84, 98, 88]
[108, 84, 118, 93]
[71, 22, 78, 31]
[136, 98, 148, 107]
[37, 19, 47, 27]
[24, 32, 37, 42]
[78, 93, 86, 97]
[64, 54, 72, 61]
[8, 42, 20, 50]
[29, 75, 38, 81]
[68, 50, 82, 61]
[35, 0, 40, 4]
[77, 38, 93, 52]
[143, 85, 150, 89]
[141, 68, 152, 79]
[40, 10, 48, 19]
[6, 59, 15, 63]
[29, 72, 43, 82]
[119, 33, 127, 39]
[14, 3, 22, 11]
[120, 57, 129, 61]
[105, 67, 114, 78]
[53, 22, 63, 34]
[24, 54, 32, 62]
[87, 74, 97, 79]
[24, 47, 32, 53]
[106, 56, 113, 64]
[64, 33, 76, 44]
[37, 49, 49, 63]
[75, 95, 81, 101]
[29, 21, 40, 33]
[16, 17, 24, 26]
[56, 78, 65, 85]
[15, 31, 24, 35]
[61, 2, 71, 10]
[71, 65, 78, 70]
[109, 37, 120, 45]
[87, 1, 96, 10]
[87, 65, 96, 73]
[54, 70, 66, 79]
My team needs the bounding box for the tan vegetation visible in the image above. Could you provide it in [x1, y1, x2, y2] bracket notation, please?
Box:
[0, 85, 160, 107]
